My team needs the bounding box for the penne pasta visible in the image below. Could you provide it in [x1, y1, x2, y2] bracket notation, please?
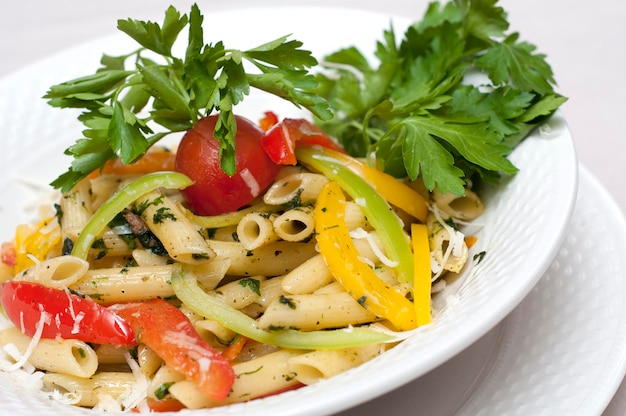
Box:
[288, 344, 384, 385]
[263, 172, 328, 205]
[70, 265, 177, 303]
[272, 206, 315, 242]
[136, 191, 215, 264]
[0, 327, 98, 378]
[59, 178, 93, 241]
[236, 212, 280, 250]
[256, 292, 378, 330]
[205, 240, 317, 277]
[14, 255, 89, 289]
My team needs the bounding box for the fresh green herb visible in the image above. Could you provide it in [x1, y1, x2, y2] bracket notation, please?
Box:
[239, 278, 261, 296]
[46, 4, 331, 192]
[285, 188, 304, 210]
[315, 0, 567, 194]
[134, 195, 165, 216]
[473, 250, 487, 264]
[279, 295, 297, 310]
[154, 381, 175, 400]
[152, 206, 177, 224]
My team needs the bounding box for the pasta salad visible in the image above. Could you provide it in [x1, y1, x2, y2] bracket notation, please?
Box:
[0, 0, 565, 413]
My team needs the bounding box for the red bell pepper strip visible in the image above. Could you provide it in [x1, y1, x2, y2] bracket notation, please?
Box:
[114, 299, 235, 402]
[1, 242, 16, 268]
[261, 118, 344, 165]
[0, 281, 135, 346]
[259, 111, 279, 132]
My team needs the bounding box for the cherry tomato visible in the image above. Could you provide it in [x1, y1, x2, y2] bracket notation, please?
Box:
[261, 118, 345, 165]
[0, 281, 135, 346]
[175, 115, 281, 216]
[115, 299, 235, 402]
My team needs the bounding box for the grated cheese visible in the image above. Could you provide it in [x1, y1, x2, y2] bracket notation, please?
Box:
[1, 310, 49, 372]
[240, 168, 261, 197]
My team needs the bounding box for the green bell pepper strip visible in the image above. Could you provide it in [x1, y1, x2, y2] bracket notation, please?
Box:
[296, 146, 414, 284]
[171, 266, 394, 349]
[71, 171, 193, 260]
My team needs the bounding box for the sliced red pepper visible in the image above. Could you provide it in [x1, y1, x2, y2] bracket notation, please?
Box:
[114, 299, 235, 402]
[133, 398, 187, 413]
[0, 281, 135, 345]
[261, 118, 344, 165]
[259, 111, 279, 132]
[1, 242, 16, 268]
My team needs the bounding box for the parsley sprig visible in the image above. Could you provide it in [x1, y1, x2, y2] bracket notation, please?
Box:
[315, 0, 567, 194]
[45, 4, 331, 192]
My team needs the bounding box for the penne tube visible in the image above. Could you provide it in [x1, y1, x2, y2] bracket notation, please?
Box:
[14, 255, 89, 289]
[236, 212, 279, 250]
[146, 364, 186, 400]
[168, 349, 304, 408]
[431, 187, 484, 220]
[136, 191, 215, 264]
[256, 292, 378, 331]
[281, 254, 334, 295]
[131, 248, 171, 266]
[136, 345, 163, 379]
[205, 240, 317, 277]
[94, 344, 132, 365]
[272, 206, 315, 242]
[212, 276, 265, 310]
[0, 327, 98, 378]
[263, 172, 328, 205]
[59, 178, 93, 241]
[70, 265, 177, 303]
[42, 372, 140, 407]
[89, 174, 137, 210]
[289, 344, 384, 385]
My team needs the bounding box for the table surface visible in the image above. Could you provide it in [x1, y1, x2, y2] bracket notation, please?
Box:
[1, 1, 625, 414]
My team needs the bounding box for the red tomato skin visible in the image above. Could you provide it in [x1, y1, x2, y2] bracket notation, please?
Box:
[175, 115, 281, 216]
[0, 281, 135, 346]
[115, 299, 235, 402]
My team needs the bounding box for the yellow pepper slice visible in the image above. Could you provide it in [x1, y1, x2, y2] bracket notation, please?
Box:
[411, 223, 432, 326]
[14, 217, 62, 273]
[315, 181, 417, 331]
[310, 147, 428, 222]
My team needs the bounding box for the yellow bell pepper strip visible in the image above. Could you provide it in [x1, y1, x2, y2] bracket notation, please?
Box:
[171, 266, 394, 349]
[71, 171, 193, 260]
[305, 145, 428, 222]
[296, 146, 414, 284]
[14, 217, 62, 273]
[315, 181, 417, 331]
[411, 223, 432, 326]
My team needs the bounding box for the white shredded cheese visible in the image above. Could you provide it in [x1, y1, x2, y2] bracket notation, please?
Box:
[365, 233, 398, 268]
[240, 168, 261, 197]
[1, 310, 49, 372]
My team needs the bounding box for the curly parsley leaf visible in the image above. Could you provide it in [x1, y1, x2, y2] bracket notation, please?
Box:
[316, 0, 566, 195]
[45, 3, 331, 192]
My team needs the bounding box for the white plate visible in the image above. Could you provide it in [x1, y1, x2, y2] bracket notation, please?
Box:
[0, 7, 578, 415]
[338, 165, 626, 416]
